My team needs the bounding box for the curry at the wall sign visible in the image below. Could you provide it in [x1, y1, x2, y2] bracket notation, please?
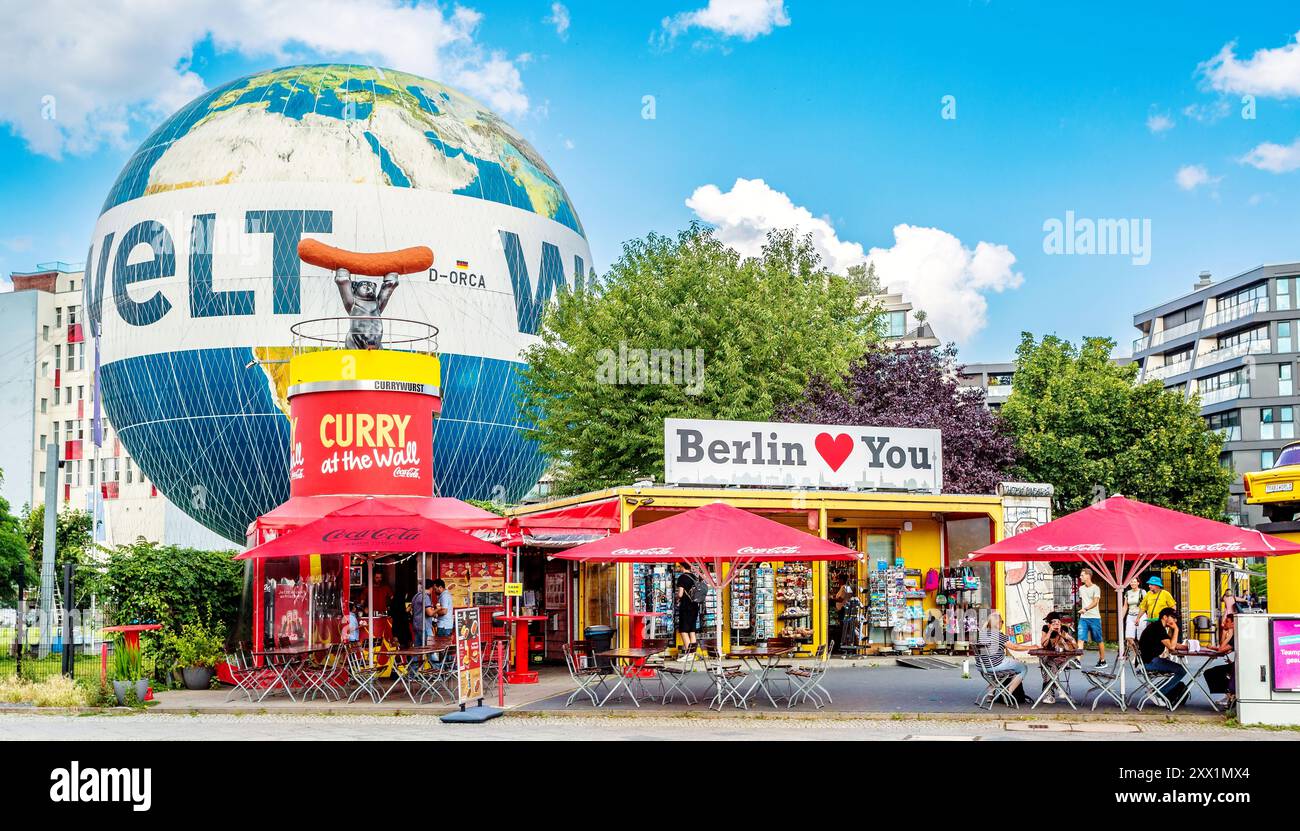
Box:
[289, 389, 434, 497]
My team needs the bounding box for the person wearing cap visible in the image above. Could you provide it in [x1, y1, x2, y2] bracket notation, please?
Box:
[1138, 575, 1175, 635]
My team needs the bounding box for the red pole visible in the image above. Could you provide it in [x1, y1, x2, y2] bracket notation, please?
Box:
[100, 641, 107, 684]
[497, 639, 505, 707]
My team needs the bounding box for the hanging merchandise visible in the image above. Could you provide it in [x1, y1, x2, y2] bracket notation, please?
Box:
[776, 562, 813, 641]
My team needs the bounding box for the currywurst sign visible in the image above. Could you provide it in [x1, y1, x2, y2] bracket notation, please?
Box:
[664, 418, 942, 492]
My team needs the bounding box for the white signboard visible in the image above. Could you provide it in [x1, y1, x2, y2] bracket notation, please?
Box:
[664, 418, 942, 492]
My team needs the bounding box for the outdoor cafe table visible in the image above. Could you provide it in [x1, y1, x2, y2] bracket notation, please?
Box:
[727, 646, 795, 708]
[595, 646, 664, 707]
[616, 610, 666, 677]
[1029, 648, 1083, 710]
[1169, 646, 1230, 712]
[378, 639, 455, 704]
[500, 614, 547, 684]
[250, 644, 330, 702]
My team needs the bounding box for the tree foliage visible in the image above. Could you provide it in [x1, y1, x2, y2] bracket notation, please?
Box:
[0, 490, 28, 605]
[520, 225, 883, 494]
[999, 333, 1232, 517]
[776, 344, 1019, 494]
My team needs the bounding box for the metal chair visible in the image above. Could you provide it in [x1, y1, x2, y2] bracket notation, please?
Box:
[785, 642, 833, 709]
[1192, 615, 1214, 646]
[1130, 653, 1177, 711]
[701, 641, 748, 710]
[223, 646, 269, 702]
[972, 642, 1021, 710]
[345, 645, 384, 703]
[563, 641, 615, 707]
[659, 648, 699, 705]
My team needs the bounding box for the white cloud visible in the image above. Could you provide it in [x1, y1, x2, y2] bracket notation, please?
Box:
[1176, 164, 1220, 191]
[660, 0, 790, 45]
[685, 177, 1023, 344]
[545, 2, 571, 40]
[1200, 32, 1300, 98]
[686, 177, 865, 271]
[865, 226, 1023, 345]
[1240, 138, 1300, 173]
[0, 0, 530, 158]
[1181, 100, 1231, 123]
[1146, 112, 1174, 133]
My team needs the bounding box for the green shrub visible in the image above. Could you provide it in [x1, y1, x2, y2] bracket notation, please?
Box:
[166, 621, 226, 669]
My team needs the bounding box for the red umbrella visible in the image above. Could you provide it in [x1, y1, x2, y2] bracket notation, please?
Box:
[968, 495, 1300, 702]
[553, 501, 861, 651]
[237, 498, 505, 661]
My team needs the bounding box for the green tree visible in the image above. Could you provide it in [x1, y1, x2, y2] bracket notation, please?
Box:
[520, 225, 883, 494]
[1000, 333, 1232, 517]
[0, 487, 30, 605]
[21, 505, 98, 604]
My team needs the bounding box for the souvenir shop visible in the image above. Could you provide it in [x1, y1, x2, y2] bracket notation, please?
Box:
[508, 485, 1011, 656]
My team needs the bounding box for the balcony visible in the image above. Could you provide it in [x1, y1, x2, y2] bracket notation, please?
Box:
[1196, 339, 1271, 371]
[1133, 334, 1150, 353]
[1143, 358, 1192, 382]
[1198, 383, 1250, 406]
[1203, 297, 1269, 329]
[1134, 319, 1200, 353]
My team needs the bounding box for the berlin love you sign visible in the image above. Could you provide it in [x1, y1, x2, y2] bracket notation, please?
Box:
[664, 418, 942, 492]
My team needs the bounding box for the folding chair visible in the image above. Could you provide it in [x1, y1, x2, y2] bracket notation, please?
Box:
[1079, 662, 1124, 710]
[786, 643, 833, 709]
[972, 643, 1021, 710]
[701, 641, 748, 710]
[223, 646, 269, 702]
[563, 642, 615, 707]
[1130, 656, 1176, 711]
[345, 645, 384, 703]
[659, 648, 699, 705]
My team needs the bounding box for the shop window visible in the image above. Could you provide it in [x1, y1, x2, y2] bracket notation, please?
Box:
[947, 517, 995, 608]
[582, 562, 618, 629]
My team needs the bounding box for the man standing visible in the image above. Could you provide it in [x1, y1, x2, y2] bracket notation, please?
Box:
[1077, 568, 1106, 667]
[1139, 576, 1176, 635]
[432, 578, 455, 638]
[675, 562, 701, 656]
[411, 579, 435, 646]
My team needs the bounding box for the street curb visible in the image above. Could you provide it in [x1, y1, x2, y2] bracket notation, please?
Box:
[501, 709, 1227, 724]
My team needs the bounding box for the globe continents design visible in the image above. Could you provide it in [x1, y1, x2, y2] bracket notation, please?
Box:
[87, 64, 591, 542]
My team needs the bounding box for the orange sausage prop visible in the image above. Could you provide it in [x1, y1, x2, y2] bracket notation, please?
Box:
[297, 239, 434, 277]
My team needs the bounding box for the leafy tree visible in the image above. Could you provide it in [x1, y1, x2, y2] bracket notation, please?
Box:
[999, 333, 1232, 517]
[0, 486, 29, 605]
[99, 540, 243, 680]
[776, 344, 1019, 494]
[520, 225, 883, 494]
[21, 505, 98, 605]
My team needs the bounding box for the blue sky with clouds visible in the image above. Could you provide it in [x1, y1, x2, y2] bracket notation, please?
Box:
[3, 1, 1300, 362]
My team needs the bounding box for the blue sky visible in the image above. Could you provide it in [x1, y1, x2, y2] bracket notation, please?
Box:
[3, 1, 1300, 362]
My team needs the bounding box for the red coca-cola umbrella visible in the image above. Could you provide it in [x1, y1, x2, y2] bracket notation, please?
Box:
[968, 495, 1300, 704]
[237, 498, 505, 661]
[553, 501, 861, 651]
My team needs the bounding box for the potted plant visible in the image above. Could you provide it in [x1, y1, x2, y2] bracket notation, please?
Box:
[108, 637, 144, 705]
[171, 622, 226, 690]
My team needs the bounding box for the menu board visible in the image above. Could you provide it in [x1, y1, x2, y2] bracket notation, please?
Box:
[440, 558, 504, 607]
[455, 607, 483, 704]
[1272, 617, 1300, 692]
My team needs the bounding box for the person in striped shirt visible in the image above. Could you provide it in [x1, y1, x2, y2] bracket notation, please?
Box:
[976, 611, 1035, 703]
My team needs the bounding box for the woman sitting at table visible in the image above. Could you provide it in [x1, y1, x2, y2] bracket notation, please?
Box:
[976, 611, 1035, 704]
[1037, 612, 1077, 705]
[1203, 613, 1236, 705]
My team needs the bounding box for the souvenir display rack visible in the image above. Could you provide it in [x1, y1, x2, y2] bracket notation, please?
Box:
[776, 562, 813, 643]
[631, 563, 676, 639]
[727, 564, 775, 645]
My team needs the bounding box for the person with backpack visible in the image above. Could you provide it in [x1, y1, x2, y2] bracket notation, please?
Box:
[675, 562, 704, 656]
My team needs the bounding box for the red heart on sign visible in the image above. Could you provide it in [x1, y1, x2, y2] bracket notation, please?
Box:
[814, 432, 854, 472]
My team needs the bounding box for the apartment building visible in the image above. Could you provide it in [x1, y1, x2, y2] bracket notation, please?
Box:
[0, 262, 231, 549]
[1132, 264, 1300, 527]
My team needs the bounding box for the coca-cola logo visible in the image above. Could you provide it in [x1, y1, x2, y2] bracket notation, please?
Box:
[611, 547, 675, 557]
[1173, 542, 1244, 552]
[1036, 543, 1106, 552]
[322, 527, 421, 543]
[736, 545, 801, 555]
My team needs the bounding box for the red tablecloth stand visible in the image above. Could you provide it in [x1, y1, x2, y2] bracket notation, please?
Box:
[616, 611, 665, 677]
[102, 624, 163, 701]
[499, 615, 546, 684]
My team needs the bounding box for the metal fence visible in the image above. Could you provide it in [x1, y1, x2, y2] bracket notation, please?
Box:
[2, 565, 112, 683]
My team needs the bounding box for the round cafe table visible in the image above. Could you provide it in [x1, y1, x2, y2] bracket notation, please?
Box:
[499, 615, 546, 684]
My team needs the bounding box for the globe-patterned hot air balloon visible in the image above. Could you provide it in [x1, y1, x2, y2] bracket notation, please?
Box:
[86, 64, 590, 543]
